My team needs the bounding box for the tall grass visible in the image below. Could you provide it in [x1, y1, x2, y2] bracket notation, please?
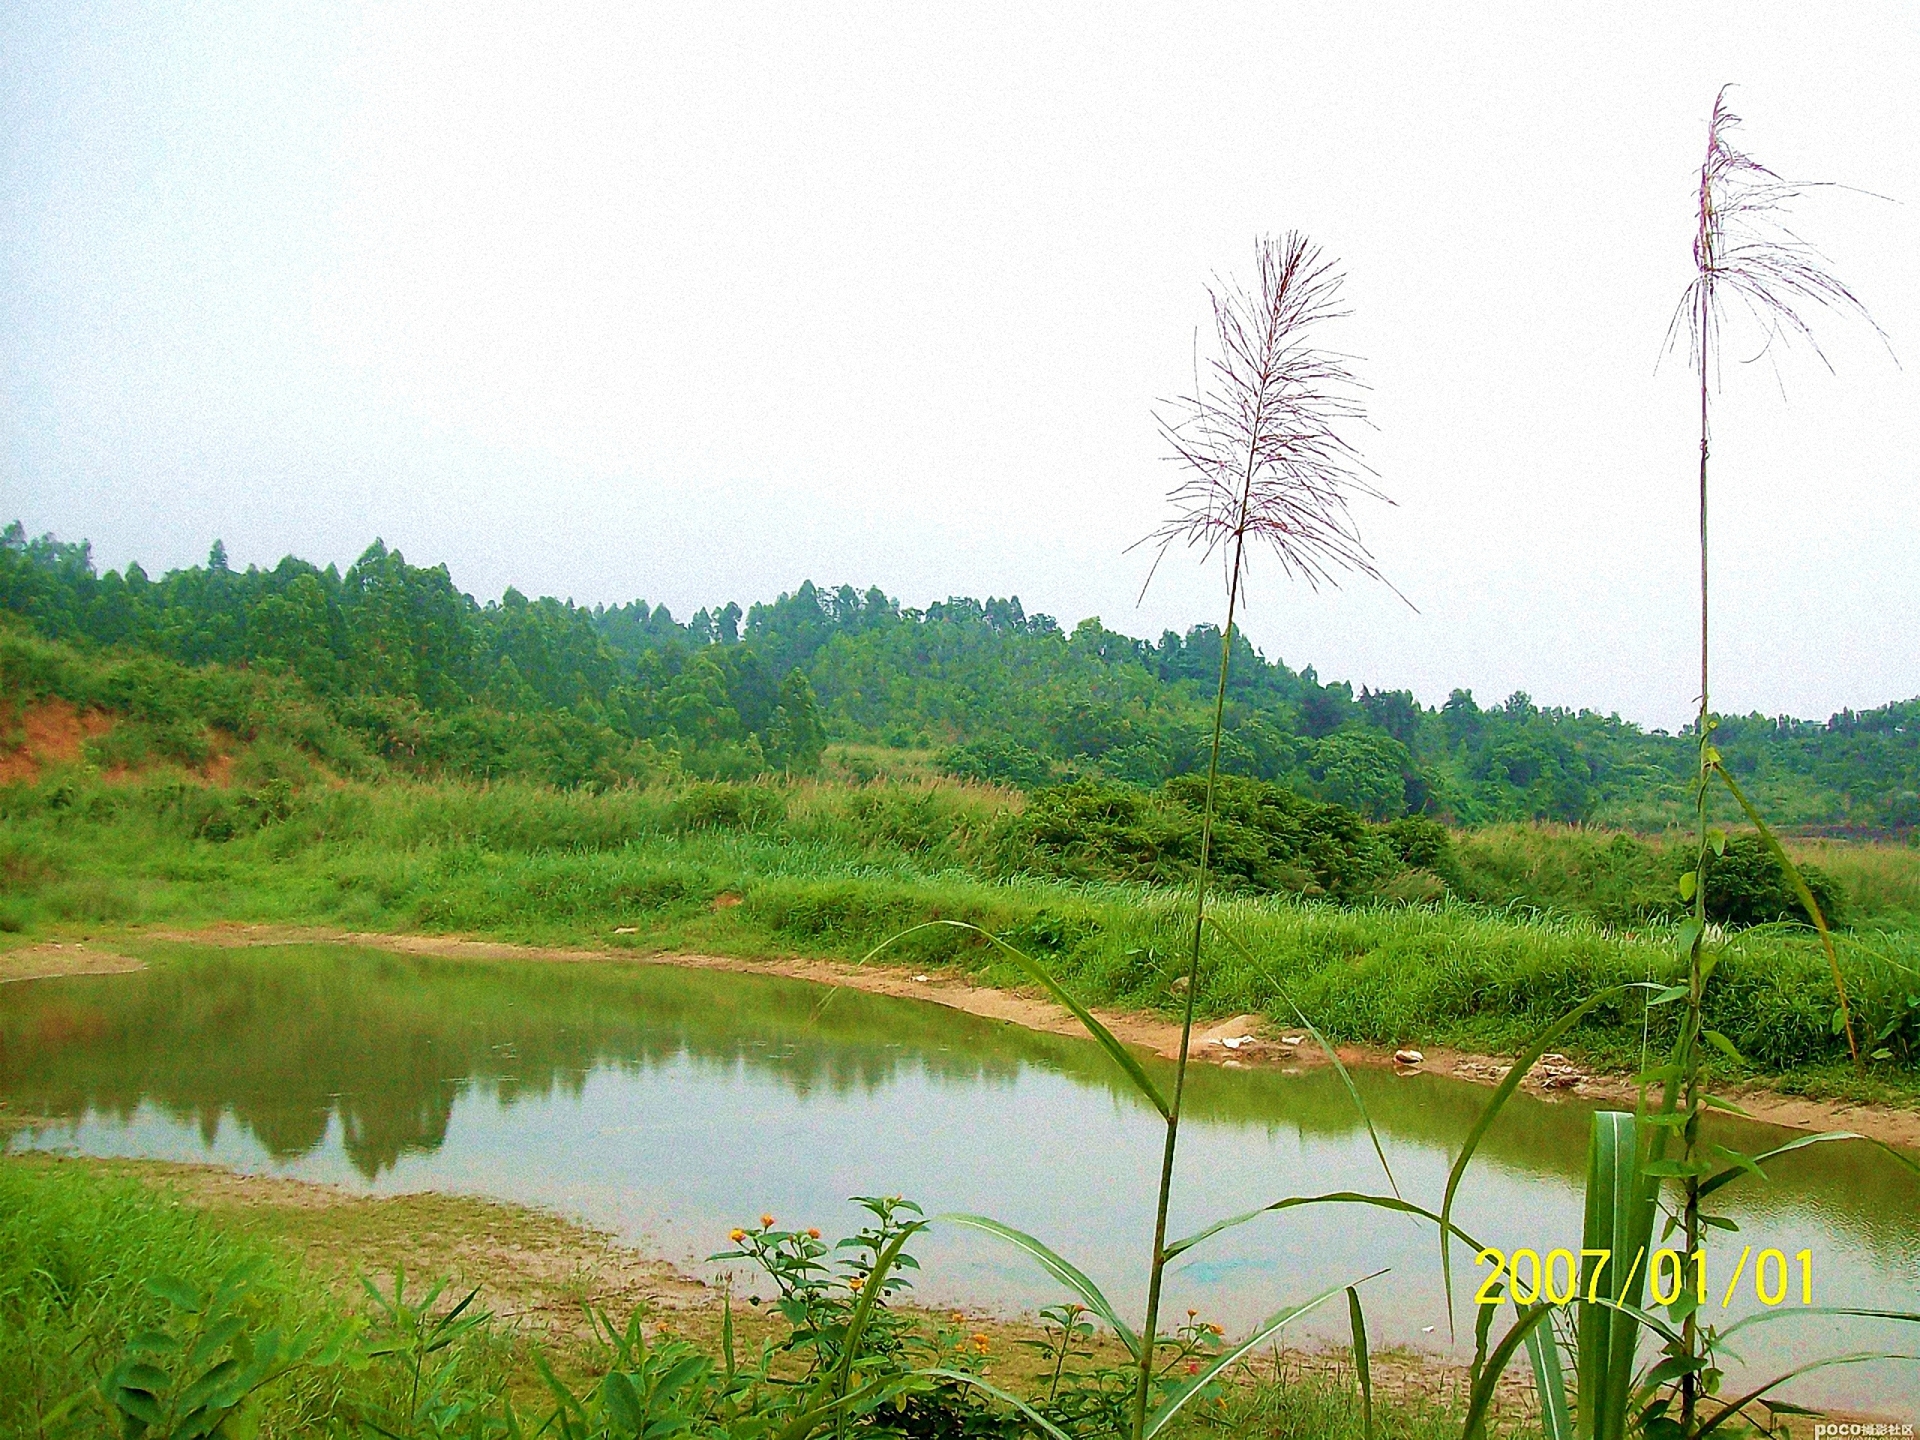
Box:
[1652, 85, 1898, 1434]
[3, 768, 1918, 1091]
[0, 1160, 363, 1435]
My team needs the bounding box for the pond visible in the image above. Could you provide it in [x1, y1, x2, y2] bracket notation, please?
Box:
[3, 942, 1915, 1411]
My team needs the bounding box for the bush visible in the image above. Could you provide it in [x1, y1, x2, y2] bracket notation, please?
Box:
[1002, 775, 1408, 902]
[937, 738, 1056, 790]
[1701, 833, 1846, 928]
[665, 781, 787, 833]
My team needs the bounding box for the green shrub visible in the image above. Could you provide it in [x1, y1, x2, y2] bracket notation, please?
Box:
[666, 781, 787, 833]
[938, 738, 1057, 790]
[1003, 776, 1404, 902]
[1701, 833, 1846, 928]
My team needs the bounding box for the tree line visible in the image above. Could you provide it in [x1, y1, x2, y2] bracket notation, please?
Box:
[3, 523, 1915, 829]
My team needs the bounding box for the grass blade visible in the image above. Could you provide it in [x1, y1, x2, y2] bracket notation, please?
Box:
[1459, 1305, 1557, 1440]
[1693, 1353, 1920, 1438]
[1576, 1111, 1657, 1440]
[1347, 1287, 1374, 1440]
[1164, 1192, 1485, 1265]
[937, 1214, 1138, 1357]
[1142, 1274, 1379, 1440]
[918, 1369, 1074, 1440]
[1697, 1130, 1863, 1201]
[860, 921, 1169, 1118]
[1522, 1318, 1571, 1440]
[831, 1220, 925, 1401]
[1870, 1137, 1920, 1180]
[1717, 1304, 1920, 1344]
[772, 1373, 916, 1440]
[1716, 767, 1860, 1067]
[1440, 986, 1636, 1338]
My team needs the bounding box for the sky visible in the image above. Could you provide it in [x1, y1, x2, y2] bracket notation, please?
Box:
[3, 2, 1916, 731]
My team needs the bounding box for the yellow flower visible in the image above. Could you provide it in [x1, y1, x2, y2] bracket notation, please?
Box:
[807, 1228, 821, 1239]
[729, 1228, 746, 1243]
[971, 1333, 990, 1352]
[1208, 1323, 1224, 1336]
[761, 1214, 776, 1228]
[847, 1275, 865, 1291]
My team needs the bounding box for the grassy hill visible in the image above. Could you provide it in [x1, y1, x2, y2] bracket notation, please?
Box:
[7, 522, 1919, 831]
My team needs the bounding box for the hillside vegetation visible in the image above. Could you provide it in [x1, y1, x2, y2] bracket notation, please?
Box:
[4, 755, 1919, 1097]
[7, 522, 1920, 1097]
[6, 522, 1919, 830]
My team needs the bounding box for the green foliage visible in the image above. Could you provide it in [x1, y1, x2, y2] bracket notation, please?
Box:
[6, 1157, 1496, 1440]
[937, 740, 1057, 791]
[3, 771, 1916, 1087]
[532, 1308, 764, 1440]
[1447, 826, 1852, 932]
[0, 1161, 352, 1437]
[999, 777, 1401, 903]
[1, 1160, 1032, 1440]
[8, 524, 1919, 825]
[1699, 833, 1846, 929]
[96, 1260, 345, 1440]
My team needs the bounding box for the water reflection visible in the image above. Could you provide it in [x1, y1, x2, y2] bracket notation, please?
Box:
[2, 944, 1915, 1409]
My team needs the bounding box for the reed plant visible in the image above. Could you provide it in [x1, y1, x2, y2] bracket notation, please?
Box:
[1655, 84, 1898, 1435]
[864, 232, 1402, 1440]
[1126, 231, 1396, 1438]
[1440, 86, 1918, 1440]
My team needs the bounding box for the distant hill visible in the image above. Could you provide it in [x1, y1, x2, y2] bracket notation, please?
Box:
[4, 522, 1916, 832]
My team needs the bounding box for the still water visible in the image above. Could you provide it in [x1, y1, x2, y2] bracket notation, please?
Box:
[3, 943, 1915, 1409]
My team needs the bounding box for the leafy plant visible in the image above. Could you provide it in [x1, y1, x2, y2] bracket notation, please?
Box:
[356, 1267, 497, 1439]
[711, 1197, 926, 1381]
[532, 1306, 758, 1440]
[91, 1260, 345, 1440]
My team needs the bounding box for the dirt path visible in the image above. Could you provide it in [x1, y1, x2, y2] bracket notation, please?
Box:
[135, 922, 1920, 1151]
[0, 941, 145, 984]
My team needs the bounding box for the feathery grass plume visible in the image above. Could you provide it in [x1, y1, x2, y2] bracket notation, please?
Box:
[1671, 87, 1888, 386]
[1129, 231, 1393, 1440]
[1662, 84, 1892, 1437]
[1141, 232, 1388, 598]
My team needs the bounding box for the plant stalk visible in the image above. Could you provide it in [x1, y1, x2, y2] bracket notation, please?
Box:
[1130, 521, 1248, 1440]
[1683, 262, 1712, 1440]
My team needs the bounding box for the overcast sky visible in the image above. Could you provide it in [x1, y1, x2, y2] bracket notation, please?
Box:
[4, 2, 1915, 730]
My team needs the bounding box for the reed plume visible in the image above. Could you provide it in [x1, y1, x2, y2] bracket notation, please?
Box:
[1130, 230, 1392, 1440]
[1143, 232, 1386, 597]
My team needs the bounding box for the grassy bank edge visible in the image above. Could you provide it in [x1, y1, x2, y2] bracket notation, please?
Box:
[0, 1153, 1522, 1440]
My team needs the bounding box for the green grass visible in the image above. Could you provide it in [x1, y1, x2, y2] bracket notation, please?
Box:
[0, 1156, 1540, 1440]
[1210, 1360, 1520, 1440]
[3, 769, 1918, 1105]
[0, 1158, 513, 1437]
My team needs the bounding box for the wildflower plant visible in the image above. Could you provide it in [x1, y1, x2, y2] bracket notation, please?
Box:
[711, 1197, 924, 1378]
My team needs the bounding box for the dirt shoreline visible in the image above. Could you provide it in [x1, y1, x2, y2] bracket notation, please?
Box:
[8, 1154, 1536, 1416]
[131, 921, 1920, 1150]
[0, 941, 145, 984]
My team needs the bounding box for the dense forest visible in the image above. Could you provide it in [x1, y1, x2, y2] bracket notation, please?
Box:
[4, 522, 1917, 832]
